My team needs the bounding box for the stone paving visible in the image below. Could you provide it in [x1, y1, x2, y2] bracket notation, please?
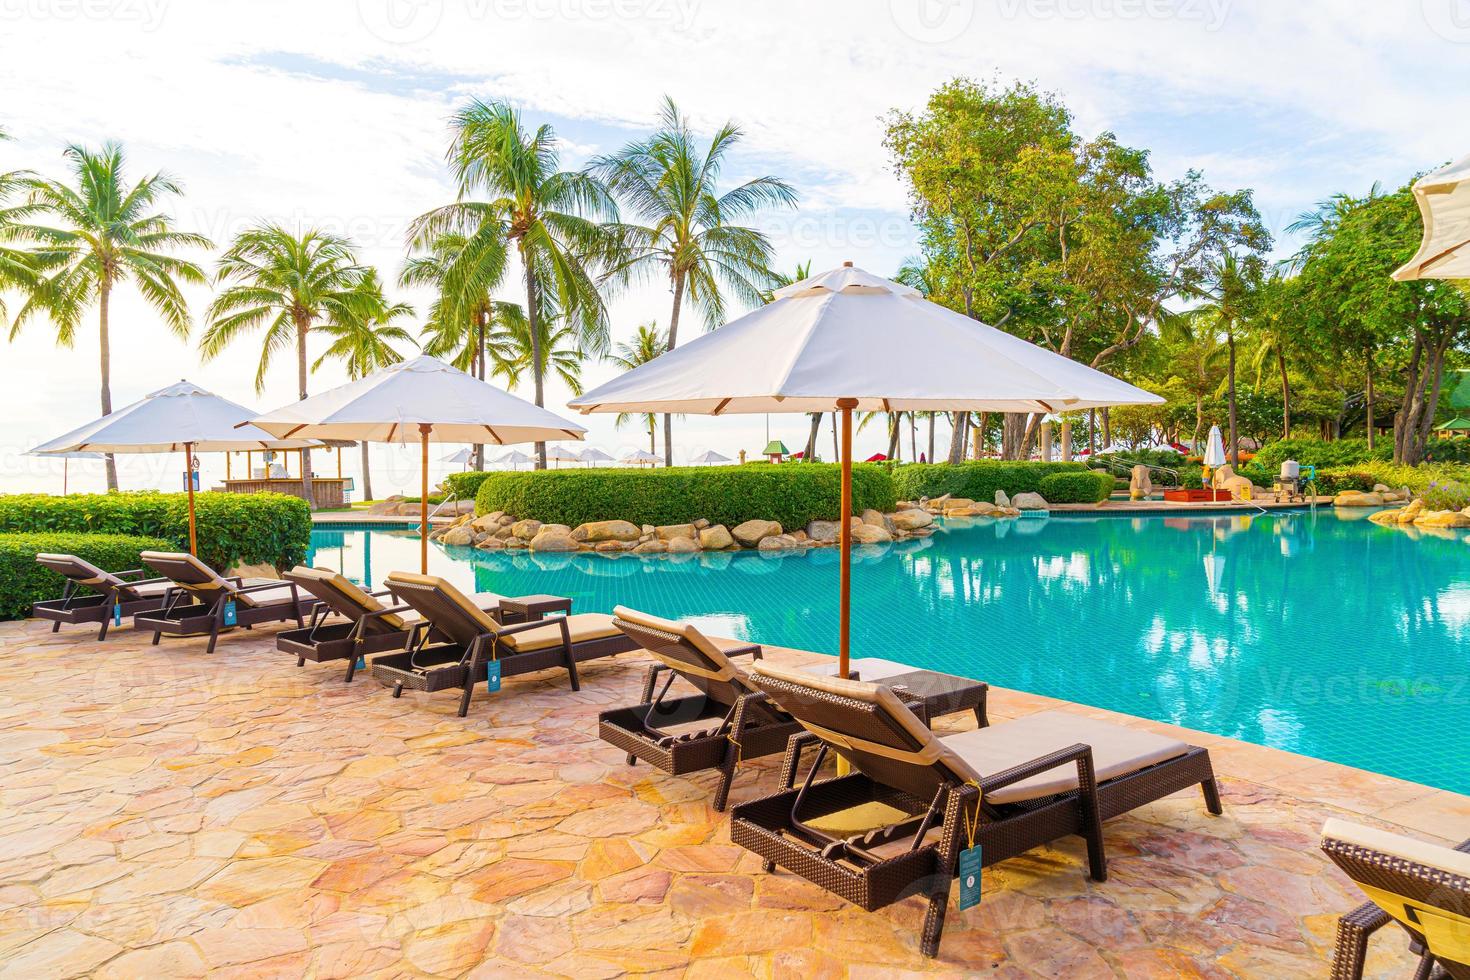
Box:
[1, 615, 1466, 978]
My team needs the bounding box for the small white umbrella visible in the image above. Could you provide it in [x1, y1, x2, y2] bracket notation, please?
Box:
[442, 447, 475, 467]
[689, 449, 732, 465]
[577, 447, 615, 466]
[494, 449, 533, 469]
[572, 264, 1162, 676]
[25, 449, 104, 496]
[33, 380, 318, 555]
[544, 445, 583, 466]
[621, 449, 661, 466]
[1204, 426, 1227, 469]
[1394, 153, 1470, 281]
[252, 355, 585, 572]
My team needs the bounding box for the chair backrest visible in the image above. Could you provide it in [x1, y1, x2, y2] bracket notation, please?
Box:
[384, 572, 498, 648]
[750, 661, 982, 801]
[612, 606, 755, 707]
[1322, 819, 1470, 972]
[35, 553, 141, 600]
[285, 567, 406, 633]
[141, 551, 263, 605]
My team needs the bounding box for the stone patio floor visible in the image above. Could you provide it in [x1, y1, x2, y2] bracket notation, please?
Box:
[2, 616, 1466, 978]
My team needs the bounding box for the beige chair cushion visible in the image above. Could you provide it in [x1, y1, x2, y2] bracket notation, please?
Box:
[498, 613, 622, 653]
[942, 711, 1189, 804]
[38, 553, 117, 588]
[614, 606, 756, 688]
[801, 657, 944, 683]
[1323, 818, 1470, 881]
[143, 551, 294, 608]
[386, 572, 501, 633]
[289, 566, 406, 629]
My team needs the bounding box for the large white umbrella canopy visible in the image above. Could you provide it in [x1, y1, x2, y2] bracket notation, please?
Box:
[1394, 153, 1470, 281]
[689, 449, 732, 465]
[571, 264, 1163, 676]
[33, 380, 319, 554]
[1204, 426, 1227, 468]
[252, 355, 585, 572]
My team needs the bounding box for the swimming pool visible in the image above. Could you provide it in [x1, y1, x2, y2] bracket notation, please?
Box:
[309, 509, 1470, 794]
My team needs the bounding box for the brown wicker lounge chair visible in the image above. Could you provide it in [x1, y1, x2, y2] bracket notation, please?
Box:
[1322, 818, 1470, 979]
[730, 662, 1221, 958]
[276, 567, 536, 682]
[369, 572, 637, 716]
[599, 606, 800, 811]
[31, 553, 174, 640]
[132, 551, 317, 653]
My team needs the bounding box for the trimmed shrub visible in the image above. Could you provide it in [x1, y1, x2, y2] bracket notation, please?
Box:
[0, 532, 172, 620]
[891, 461, 1087, 503]
[443, 471, 492, 501]
[1038, 471, 1115, 504]
[474, 464, 896, 529]
[1253, 438, 1390, 471]
[0, 492, 311, 572]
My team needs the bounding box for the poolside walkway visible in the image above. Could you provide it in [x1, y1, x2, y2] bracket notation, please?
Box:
[1, 617, 1462, 978]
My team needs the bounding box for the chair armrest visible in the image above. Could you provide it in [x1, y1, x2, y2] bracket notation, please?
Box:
[1330, 901, 1393, 980]
[779, 730, 824, 791]
[233, 579, 290, 595]
[723, 643, 762, 660]
[491, 618, 562, 639]
[979, 742, 1096, 796]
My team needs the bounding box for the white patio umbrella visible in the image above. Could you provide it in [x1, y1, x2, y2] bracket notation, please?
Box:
[689, 449, 732, 465]
[442, 447, 475, 468]
[578, 447, 615, 466]
[1204, 426, 1227, 469]
[25, 449, 104, 496]
[544, 445, 583, 467]
[32, 380, 319, 555]
[1394, 153, 1470, 281]
[620, 449, 661, 466]
[571, 263, 1163, 676]
[251, 355, 585, 572]
[494, 449, 533, 469]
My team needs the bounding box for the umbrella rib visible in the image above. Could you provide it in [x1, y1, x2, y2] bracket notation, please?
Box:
[484, 426, 505, 445]
[712, 398, 731, 416]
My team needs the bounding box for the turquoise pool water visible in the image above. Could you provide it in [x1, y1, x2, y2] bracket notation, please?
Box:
[309, 510, 1470, 794]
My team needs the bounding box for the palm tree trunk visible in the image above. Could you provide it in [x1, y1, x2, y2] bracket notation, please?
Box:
[886, 415, 900, 460]
[99, 280, 118, 490]
[361, 441, 373, 501]
[1278, 348, 1291, 439]
[947, 412, 966, 464]
[803, 413, 821, 461]
[1365, 350, 1376, 451]
[909, 413, 917, 462]
[523, 250, 546, 469]
[927, 413, 935, 463]
[474, 317, 486, 470]
[648, 418, 656, 456]
[662, 271, 687, 467]
[1194, 397, 1204, 452]
[831, 412, 838, 460]
[297, 315, 315, 509]
[1226, 327, 1239, 467]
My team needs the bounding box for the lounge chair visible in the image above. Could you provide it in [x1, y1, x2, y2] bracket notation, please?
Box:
[276, 567, 544, 682]
[132, 551, 317, 653]
[600, 606, 802, 811]
[31, 553, 174, 640]
[1321, 818, 1470, 979]
[730, 661, 1221, 958]
[369, 572, 637, 716]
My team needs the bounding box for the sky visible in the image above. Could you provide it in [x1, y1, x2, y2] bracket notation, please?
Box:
[0, 0, 1466, 496]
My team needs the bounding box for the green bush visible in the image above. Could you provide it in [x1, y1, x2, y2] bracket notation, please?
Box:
[1086, 448, 1185, 471]
[443, 471, 492, 501]
[0, 532, 172, 620]
[1312, 462, 1470, 496]
[1253, 438, 1391, 471]
[1038, 471, 1115, 504]
[1422, 438, 1470, 465]
[891, 461, 1087, 503]
[474, 464, 896, 529]
[0, 492, 311, 572]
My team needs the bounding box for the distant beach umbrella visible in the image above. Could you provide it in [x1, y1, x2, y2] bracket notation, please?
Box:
[689, 449, 731, 465]
[33, 380, 318, 554]
[1204, 426, 1227, 468]
[25, 449, 105, 496]
[571, 263, 1161, 677]
[1394, 153, 1470, 280]
[621, 449, 661, 466]
[252, 355, 584, 572]
[543, 445, 583, 466]
[442, 448, 475, 467]
[494, 449, 533, 469]
[577, 447, 616, 465]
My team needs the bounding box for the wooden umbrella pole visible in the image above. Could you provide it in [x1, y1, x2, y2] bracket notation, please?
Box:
[838, 398, 858, 679]
[184, 441, 198, 556]
[419, 424, 432, 574]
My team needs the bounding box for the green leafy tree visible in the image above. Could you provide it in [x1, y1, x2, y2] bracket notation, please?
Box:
[10, 142, 211, 489]
[487, 307, 585, 399]
[201, 224, 368, 504]
[602, 321, 669, 454]
[312, 271, 416, 500]
[1244, 272, 1301, 439]
[595, 96, 796, 465]
[1195, 251, 1263, 465]
[412, 100, 617, 469]
[0, 126, 43, 325]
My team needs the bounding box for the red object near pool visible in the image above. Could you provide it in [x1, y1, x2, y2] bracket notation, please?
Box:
[1163, 488, 1234, 503]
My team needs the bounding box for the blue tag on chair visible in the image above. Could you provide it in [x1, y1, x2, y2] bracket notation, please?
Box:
[113, 603, 122, 626]
[958, 846, 982, 910]
[356, 655, 366, 670]
[486, 660, 502, 693]
[223, 600, 237, 626]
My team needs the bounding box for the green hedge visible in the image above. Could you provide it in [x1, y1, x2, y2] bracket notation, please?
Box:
[0, 492, 311, 572]
[1312, 462, 1470, 496]
[1039, 471, 1115, 504]
[443, 471, 493, 501]
[1253, 438, 1391, 471]
[891, 461, 1087, 503]
[474, 464, 896, 529]
[0, 532, 172, 620]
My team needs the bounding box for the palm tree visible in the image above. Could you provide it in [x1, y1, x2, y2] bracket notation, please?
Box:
[1160, 309, 1227, 452]
[0, 126, 41, 325]
[603, 321, 669, 454]
[1246, 273, 1296, 439]
[312, 271, 416, 501]
[1195, 252, 1257, 467]
[595, 96, 796, 466]
[411, 100, 617, 469]
[10, 142, 210, 489]
[201, 224, 367, 505]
